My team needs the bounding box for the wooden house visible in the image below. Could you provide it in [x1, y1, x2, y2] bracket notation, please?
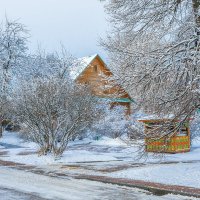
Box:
[70, 54, 133, 115]
[138, 119, 191, 153]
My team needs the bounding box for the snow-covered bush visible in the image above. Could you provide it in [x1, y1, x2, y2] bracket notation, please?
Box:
[90, 103, 145, 140]
[13, 77, 98, 157]
[91, 105, 129, 139]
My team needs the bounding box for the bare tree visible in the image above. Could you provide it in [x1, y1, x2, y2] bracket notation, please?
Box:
[0, 18, 28, 95]
[15, 46, 74, 81]
[102, 0, 200, 137]
[0, 18, 28, 137]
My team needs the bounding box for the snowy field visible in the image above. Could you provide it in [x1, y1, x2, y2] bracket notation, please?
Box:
[0, 131, 200, 190]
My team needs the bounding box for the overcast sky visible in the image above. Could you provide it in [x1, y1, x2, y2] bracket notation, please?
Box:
[0, 0, 108, 59]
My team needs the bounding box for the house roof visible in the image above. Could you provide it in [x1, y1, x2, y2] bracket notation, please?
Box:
[69, 53, 134, 103]
[70, 54, 98, 80]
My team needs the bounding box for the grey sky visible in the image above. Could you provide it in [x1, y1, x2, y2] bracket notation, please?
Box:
[0, 0, 108, 59]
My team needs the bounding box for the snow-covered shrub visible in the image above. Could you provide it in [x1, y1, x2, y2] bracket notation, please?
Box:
[13, 78, 98, 157]
[91, 105, 129, 139]
[90, 103, 145, 140]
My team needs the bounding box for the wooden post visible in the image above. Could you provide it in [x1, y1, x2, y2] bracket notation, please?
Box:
[126, 103, 131, 116]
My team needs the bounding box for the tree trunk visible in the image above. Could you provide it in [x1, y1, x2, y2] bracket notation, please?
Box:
[0, 117, 2, 138]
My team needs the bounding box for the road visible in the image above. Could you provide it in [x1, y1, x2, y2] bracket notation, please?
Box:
[0, 187, 48, 200]
[0, 166, 196, 200]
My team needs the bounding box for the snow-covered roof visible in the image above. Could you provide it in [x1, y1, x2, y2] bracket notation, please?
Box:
[70, 54, 98, 80]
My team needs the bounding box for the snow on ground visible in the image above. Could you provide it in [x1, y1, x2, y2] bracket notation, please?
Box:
[91, 136, 127, 146]
[1, 131, 200, 189]
[0, 133, 120, 165]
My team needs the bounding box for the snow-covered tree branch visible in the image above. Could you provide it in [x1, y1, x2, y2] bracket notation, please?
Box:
[102, 0, 200, 133]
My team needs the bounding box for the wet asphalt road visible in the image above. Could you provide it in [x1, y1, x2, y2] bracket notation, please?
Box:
[0, 187, 48, 200]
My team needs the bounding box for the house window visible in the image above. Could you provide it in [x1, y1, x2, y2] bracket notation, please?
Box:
[93, 65, 98, 73]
